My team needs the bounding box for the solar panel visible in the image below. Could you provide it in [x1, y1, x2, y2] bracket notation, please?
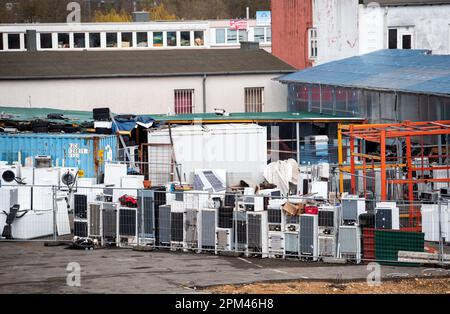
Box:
[203, 171, 226, 192]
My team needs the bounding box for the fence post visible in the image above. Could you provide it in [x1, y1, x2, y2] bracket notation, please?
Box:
[438, 198, 444, 266]
[52, 185, 57, 241]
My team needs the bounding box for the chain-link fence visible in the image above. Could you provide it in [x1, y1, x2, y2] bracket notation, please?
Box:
[1, 184, 449, 267]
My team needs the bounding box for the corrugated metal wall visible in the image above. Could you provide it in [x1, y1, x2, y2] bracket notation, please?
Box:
[271, 0, 313, 69]
[0, 134, 117, 178]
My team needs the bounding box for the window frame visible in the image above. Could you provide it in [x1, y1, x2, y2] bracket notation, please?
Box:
[174, 89, 195, 114]
[245, 87, 264, 113]
[308, 28, 318, 59]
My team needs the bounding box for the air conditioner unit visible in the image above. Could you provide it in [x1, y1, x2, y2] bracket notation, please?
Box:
[87, 202, 102, 239]
[341, 196, 366, 225]
[267, 204, 283, 232]
[199, 208, 216, 253]
[246, 211, 268, 258]
[59, 167, 78, 191]
[73, 219, 88, 238]
[338, 225, 361, 264]
[234, 210, 247, 254]
[170, 211, 184, 250]
[319, 235, 337, 258]
[102, 202, 118, 245]
[318, 205, 340, 235]
[217, 206, 234, 229]
[215, 228, 233, 253]
[74, 194, 88, 219]
[118, 207, 138, 247]
[157, 205, 171, 247]
[299, 214, 318, 261]
[33, 167, 59, 211]
[375, 202, 400, 230]
[268, 231, 285, 258]
[421, 203, 450, 242]
[184, 208, 198, 251]
[137, 189, 156, 245]
[284, 231, 299, 257]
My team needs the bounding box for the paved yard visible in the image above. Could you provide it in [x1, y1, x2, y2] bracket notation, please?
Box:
[0, 242, 448, 294]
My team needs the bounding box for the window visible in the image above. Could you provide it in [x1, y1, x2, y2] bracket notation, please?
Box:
[216, 29, 225, 44]
[254, 28, 265, 42]
[106, 32, 118, 48]
[245, 88, 264, 113]
[308, 28, 318, 59]
[74, 33, 85, 48]
[174, 89, 194, 114]
[89, 33, 101, 48]
[58, 33, 69, 48]
[194, 31, 204, 46]
[40, 33, 52, 49]
[121, 32, 133, 48]
[239, 29, 248, 42]
[388, 29, 397, 49]
[153, 32, 163, 47]
[136, 32, 148, 47]
[7, 34, 20, 50]
[180, 31, 191, 47]
[227, 29, 237, 43]
[167, 31, 177, 46]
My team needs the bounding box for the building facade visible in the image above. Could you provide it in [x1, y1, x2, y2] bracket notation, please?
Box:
[272, 0, 450, 68]
[0, 47, 293, 115]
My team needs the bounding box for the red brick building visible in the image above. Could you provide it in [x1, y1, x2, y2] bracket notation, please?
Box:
[271, 0, 313, 69]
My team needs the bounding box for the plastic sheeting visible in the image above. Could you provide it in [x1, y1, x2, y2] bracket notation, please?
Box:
[112, 115, 155, 133]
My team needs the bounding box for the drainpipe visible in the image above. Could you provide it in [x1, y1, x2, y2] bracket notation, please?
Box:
[203, 74, 207, 113]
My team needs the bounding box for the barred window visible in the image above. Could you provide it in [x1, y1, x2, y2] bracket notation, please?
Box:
[174, 89, 194, 114]
[245, 87, 264, 112]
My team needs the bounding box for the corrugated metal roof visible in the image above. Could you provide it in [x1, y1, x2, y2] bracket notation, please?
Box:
[0, 106, 93, 124]
[150, 111, 364, 123]
[279, 49, 450, 97]
[0, 49, 295, 80]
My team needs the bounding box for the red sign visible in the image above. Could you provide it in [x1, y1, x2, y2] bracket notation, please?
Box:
[229, 19, 248, 30]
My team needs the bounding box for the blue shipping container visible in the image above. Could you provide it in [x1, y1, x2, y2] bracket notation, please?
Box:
[0, 133, 117, 178]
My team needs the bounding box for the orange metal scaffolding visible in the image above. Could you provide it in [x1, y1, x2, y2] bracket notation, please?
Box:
[338, 120, 450, 231]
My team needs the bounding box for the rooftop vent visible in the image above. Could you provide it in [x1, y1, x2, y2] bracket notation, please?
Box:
[240, 41, 260, 51]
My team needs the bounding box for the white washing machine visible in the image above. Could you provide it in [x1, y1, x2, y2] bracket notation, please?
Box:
[59, 167, 79, 190]
[33, 167, 60, 210]
[0, 164, 20, 186]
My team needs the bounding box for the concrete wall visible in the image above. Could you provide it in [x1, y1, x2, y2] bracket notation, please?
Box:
[271, 0, 313, 69]
[0, 74, 288, 114]
[359, 3, 450, 54]
[312, 0, 360, 65]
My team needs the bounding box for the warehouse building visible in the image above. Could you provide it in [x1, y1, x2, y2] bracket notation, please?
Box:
[0, 43, 294, 114]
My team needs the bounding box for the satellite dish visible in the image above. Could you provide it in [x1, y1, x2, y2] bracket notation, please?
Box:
[2, 170, 16, 183]
[61, 171, 75, 186]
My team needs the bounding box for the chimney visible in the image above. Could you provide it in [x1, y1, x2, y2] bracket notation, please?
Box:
[26, 30, 37, 52]
[132, 11, 150, 22]
[240, 41, 260, 51]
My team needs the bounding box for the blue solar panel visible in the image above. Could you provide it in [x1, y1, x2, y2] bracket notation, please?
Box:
[279, 49, 450, 97]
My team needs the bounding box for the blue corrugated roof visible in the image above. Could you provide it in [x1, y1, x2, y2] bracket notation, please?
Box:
[279, 49, 450, 97]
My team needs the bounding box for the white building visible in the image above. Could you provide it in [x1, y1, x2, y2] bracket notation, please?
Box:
[0, 44, 293, 115]
[307, 0, 450, 66]
[0, 19, 272, 52]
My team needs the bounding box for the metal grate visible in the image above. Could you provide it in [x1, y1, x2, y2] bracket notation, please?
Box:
[174, 89, 194, 114]
[218, 206, 233, 229]
[245, 87, 264, 113]
[88, 203, 101, 237]
[119, 208, 137, 237]
[74, 194, 87, 219]
[158, 205, 171, 246]
[171, 212, 184, 242]
[147, 144, 175, 186]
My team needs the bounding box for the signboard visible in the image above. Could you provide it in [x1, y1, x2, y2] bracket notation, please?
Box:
[256, 11, 271, 26]
[230, 19, 248, 30]
[68, 143, 89, 158]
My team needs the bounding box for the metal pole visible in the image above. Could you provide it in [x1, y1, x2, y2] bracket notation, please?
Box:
[52, 185, 57, 241]
[296, 122, 300, 165]
[380, 130, 387, 201]
[438, 198, 444, 266]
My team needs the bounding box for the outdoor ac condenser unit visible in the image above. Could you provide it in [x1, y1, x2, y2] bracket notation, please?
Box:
[268, 231, 285, 258]
[299, 214, 318, 261]
[338, 225, 361, 264]
[246, 211, 268, 258]
[171, 211, 184, 250]
[234, 210, 247, 253]
[267, 204, 283, 232]
[319, 235, 337, 258]
[137, 189, 155, 245]
[284, 231, 299, 257]
[199, 208, 216, 252]
[341, 196, 366, 224]
[102, 202, 118, 245]
[215, 228, 233, 253]
[375, 202, 400, 230]
[184, 208, 198, 251]
[157, 205, 171, 247]
[87, 202, 102, 239]
[318, 205, 340, 235]
[118, 207, 138, 247]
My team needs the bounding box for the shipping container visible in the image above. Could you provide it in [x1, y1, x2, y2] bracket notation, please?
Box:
[0, 133, 117, 178]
